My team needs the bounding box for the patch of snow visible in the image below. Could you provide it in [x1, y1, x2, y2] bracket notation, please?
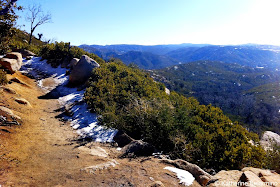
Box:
[116, 147, 122, 151]
[256, 66, 264, 69]
[165, 87, 170, 95]
[164, 166, 195, 186]
[174, 66, 178, 70]
[20, 57, 118, 143]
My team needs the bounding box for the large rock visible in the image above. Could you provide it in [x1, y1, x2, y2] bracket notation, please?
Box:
[0, 52, 22, 74]
[260, 131, 280, 149]
[69, 58, 79, 69]
[242, 167, 280, 186]
[113, 130, 134, 147]
[5, 52, 23, 62]
[0, 106, 21, 121]
[0, 58, 19, 73]
[13, 49, 35, 58]
[239, 171, 265, 187]
[208, 170, 242, 187]
[69, 55, 100, 86]
[120, 140, 155, 157]
[160, 159, 212, 186]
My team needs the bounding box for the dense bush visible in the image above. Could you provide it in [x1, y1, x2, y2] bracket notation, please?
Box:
[39, 42, 104, 67]
[265, 144, 280, 173]
[9, 28, 43, 55]
[85, 59, 266, 170]
[0, 1, 22, 54]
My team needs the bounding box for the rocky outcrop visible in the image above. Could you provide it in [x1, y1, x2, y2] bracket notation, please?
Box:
[160, 159, 212, 186]
[113, 130, 134, 147]
[208, 167, 280, 187]
[260, 131, 280, 149]
[242, 167, 280, 186]
[0, 52, 22, 74]
[69, 55, 100, 86]
[120, 140, 155, 157]
[0, 106, 21, 121]
[239, 171, 265, 187]
[69, 58, 79, 69]
[13, 49, 35, 58]
[208, 170, 243, 186]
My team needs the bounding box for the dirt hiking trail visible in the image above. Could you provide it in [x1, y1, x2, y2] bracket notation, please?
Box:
[0, 72, 200, 186]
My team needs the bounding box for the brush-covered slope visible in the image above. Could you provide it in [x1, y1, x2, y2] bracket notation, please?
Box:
[84, 59, 265, 170]
[152, 61, 280, 134]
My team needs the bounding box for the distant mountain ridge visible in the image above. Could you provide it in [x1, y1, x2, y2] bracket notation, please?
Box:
[80, 43, 280, 69]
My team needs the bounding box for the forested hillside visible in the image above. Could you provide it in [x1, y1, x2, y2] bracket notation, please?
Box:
[152, 61, 280, 134]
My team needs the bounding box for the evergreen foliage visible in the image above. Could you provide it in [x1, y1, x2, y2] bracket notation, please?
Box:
[39, 42, 104, 67]
[0, 0, 22, 54]
[265, 144, 280, 173]
[84, 59, 266, 170]
[152, 61, 280, 134]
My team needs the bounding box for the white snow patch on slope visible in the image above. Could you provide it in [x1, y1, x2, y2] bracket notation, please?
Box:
[164, 166, 195, 186]
[20, 57, 117, 142]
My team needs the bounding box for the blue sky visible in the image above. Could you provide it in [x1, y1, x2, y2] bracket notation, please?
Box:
[16, 0, 280, 46]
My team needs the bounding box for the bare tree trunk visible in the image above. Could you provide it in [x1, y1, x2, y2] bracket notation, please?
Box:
[29, 30, 33, 45]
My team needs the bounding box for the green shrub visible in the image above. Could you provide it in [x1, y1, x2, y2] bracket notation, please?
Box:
[39, 42, 104, 67]
[84, 59, 266, 170]
[265, 144, 280, 173]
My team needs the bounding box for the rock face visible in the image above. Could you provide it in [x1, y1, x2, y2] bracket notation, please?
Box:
[69, 58, 79, 69]
[160, 159, 212, 186]
[0, 52, 23, 74]
[120, 140, 155, 157]
[69, 55, 100, 86]
[260, 131, 280, 149]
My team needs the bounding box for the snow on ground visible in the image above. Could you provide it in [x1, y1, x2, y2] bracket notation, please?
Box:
[20, 57, 118, 142]
[164, 166, 195, 186]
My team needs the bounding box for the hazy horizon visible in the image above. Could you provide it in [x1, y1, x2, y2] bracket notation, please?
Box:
[16, 0, 280, 46]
